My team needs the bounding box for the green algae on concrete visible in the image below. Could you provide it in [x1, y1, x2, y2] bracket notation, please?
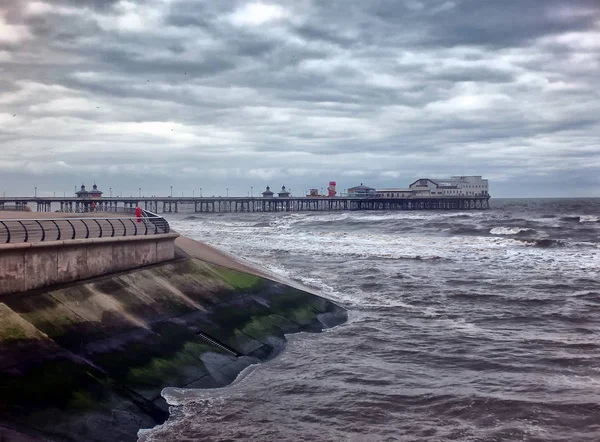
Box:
[208, 266, 265, 292]
[0, 256, 347, 442]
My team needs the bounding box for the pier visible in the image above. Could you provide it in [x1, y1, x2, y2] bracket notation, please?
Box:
[0, 196, 490, 213]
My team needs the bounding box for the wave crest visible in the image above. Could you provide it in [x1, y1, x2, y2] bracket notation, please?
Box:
[561, 215, 600, 223]
[490, 227, 535, 235]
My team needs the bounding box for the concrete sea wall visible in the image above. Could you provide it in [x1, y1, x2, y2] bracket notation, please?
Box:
[0, 256, 347, 441]
[0, 233, 178, 295]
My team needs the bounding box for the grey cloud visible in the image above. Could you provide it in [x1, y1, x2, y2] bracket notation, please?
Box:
[429, 67, 515, 84]
[0, 0, 599, 197]
[43, 0, 122, 11]
[370, 0, 600, 48]
[94, 47, 238, 78]
[293, 23, 359, 47]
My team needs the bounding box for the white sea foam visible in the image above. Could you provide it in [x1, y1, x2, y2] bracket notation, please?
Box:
[169, 216, 599, 281]
[141, 205, 600, 442]
[579, 215, 599, 223]
[490, 227, 534, 235]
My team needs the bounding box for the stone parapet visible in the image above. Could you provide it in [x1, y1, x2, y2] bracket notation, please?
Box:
[0, 233, 179, 295]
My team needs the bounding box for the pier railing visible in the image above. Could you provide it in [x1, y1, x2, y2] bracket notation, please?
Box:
[0, 215, 170, 244]
[0, 205, 30, 212]
[58, 206, 138, 214]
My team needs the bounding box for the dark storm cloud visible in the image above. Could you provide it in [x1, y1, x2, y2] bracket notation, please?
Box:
[0, 0, 599, 197]
[293, 23, 359, 46]
[430, 67, 515, 84]
[94, 47, 238, 77]
[370, 0, 600, 48]
[39, 0, 121, 11]
[165, 0, 236, 27]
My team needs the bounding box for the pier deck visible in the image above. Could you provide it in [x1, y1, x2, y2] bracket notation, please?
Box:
[0, 196, 490, 213]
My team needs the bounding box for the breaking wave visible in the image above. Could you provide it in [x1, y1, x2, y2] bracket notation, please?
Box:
[148, 198, 600, 442]
[490, 227, 535, 235]
[561, 215, 600, 223]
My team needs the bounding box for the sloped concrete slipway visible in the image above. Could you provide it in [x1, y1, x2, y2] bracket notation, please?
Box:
[0, 237, 347, 441]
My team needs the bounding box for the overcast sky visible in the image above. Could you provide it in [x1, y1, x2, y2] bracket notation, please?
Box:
[1, 0, 599, 198]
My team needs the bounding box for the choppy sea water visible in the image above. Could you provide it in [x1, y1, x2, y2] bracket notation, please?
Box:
[141, 198, 600, 442]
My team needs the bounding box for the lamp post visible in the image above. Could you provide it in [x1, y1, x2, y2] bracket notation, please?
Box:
[226, 188, 229, 197]
[193, 190, 195, 198]
[110, 187, 112, 197]
[251, 186, 253, 197]
[139, 187, 141, 198]
[170, 186, 173, 197]
[34, 186, 37, 197]
[200, 188, 202, 197]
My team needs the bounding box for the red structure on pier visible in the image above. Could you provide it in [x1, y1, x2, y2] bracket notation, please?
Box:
[328, 181, 337, 197]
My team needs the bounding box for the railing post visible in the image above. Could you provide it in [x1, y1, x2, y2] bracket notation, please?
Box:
[1, 221, 10, 243]
[34, 220, 46, 242]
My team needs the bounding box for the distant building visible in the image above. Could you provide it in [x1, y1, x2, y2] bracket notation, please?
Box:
[262, 186, 274, 198]
[408, 176, 488, 196]
[76, 183, 103, 199]
[278, 185, 290, 198]
[376, 188, 414, 198]
[347, 183, 376, 197]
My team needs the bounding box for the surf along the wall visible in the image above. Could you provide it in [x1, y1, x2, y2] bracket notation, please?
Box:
[0, 251, 347, 441]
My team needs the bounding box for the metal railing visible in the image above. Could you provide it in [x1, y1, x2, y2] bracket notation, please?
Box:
[0, 215, 170, 244]
[0, 205, 30, 212]
[58, 206, 137, 214]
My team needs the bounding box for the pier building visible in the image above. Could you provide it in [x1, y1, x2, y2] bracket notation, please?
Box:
[409, 176, 489, 196]
[278, 185, 290, 198]
[76, 183, 103, 198]
[262, 186, 274, 198]
[347, 184, 377, 197]
[377, 188, 414, 198]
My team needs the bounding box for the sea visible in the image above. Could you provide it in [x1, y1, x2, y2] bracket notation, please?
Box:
[140, 198, 600, 442]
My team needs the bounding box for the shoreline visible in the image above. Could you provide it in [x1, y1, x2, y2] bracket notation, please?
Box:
[0, 219, 347, 442]
[174, 235, 328, 299]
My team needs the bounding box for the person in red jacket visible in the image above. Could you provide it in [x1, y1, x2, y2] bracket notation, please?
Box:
[136, 206, 142, 222]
